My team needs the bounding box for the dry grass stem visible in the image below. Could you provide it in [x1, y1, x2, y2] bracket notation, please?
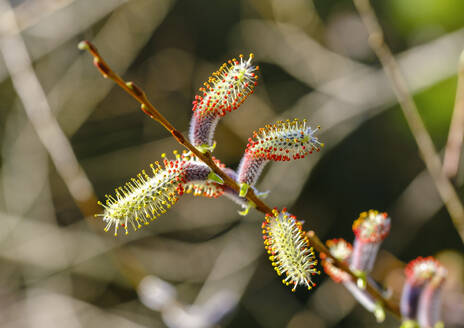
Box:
[353, 0, 464, 242]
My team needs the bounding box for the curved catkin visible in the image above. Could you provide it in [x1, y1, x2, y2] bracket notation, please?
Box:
[189, 54, 259, 149]
[189, 113, 220, 150]
[95, 151, 223, 236]
[237, 119, 322, 187]
[262, 208, 319, 292]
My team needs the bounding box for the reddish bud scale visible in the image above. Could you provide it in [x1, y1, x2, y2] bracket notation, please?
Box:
[262, 208, 319, 292]
[93, 58, 110, 77]
[350, 210, 391, 273]
[189, 54, 258, 148]
[237, 119, 322, 186]
[96, 151, 224, 236]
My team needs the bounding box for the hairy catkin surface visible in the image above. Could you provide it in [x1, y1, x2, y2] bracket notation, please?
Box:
[238, 119, 323, 187]
[262, 209, 319, 292]
[189, 54, 259, 148]
[96, 152, 224, 235]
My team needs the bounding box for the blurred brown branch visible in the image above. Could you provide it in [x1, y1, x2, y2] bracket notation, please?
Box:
[0, 0, 128, 83]
[353, 0, 464, 242]
[0, 0, 95, 213]
[443, 50, 464, 179]
[0, 0, 146, 289]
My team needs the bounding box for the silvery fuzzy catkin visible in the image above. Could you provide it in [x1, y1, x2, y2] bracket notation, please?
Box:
[189, 54, 258, 150]
[350, 210, 391, 273]
[237, 119, 323, 189]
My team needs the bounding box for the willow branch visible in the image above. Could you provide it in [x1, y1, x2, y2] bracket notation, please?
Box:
[443, 50, 464, 179]
[79, 40, 401, 318]
[353, 0, 464, 242]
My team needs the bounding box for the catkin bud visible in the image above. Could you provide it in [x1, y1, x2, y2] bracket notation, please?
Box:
[321, 238, 352, 283]
[350, 210, 390, 273]
[400, 256, 446, 327]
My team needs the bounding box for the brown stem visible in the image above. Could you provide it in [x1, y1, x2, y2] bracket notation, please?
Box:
[353, 0, 464, 242]
[306, 231, 400, 316]
[79, 40, 401, 318]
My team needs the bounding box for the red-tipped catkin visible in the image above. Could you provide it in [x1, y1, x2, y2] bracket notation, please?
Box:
[350, 210, 391, 273]
[192, 54, 258, 117]
[189, 54, 259, 149]
[95, 151, 223, 236]
[262, 208, 319, 292]
[401, 256, 446, 326]
[237, 119, 322, 187]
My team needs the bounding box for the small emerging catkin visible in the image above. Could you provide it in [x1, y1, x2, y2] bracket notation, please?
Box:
[322, 238, 385, 322]
[351, 210, 391, 273]
[321, 238, 353, 283]
[401, 256, 447, 327]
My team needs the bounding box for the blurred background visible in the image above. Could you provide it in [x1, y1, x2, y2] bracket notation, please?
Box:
[0, 0, 463, 327]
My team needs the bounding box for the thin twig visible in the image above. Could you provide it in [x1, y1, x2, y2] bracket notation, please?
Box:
[79, 40, 401, 318]
[0, 0, 146, 288]
[353, 0, 464, 242]
[0, 1, 95, 216]
[443, 50, 464, 179]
